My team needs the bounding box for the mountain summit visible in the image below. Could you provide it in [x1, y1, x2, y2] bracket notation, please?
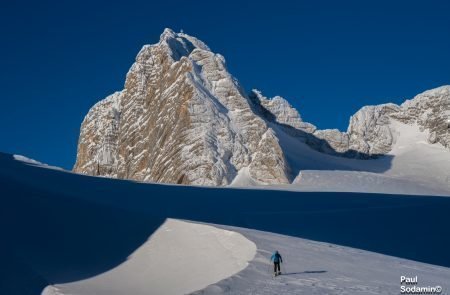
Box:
[73, 29, 450, 188]
[74, 28, 290, 185]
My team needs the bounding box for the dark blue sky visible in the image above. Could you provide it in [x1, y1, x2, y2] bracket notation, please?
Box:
[1, 0, 449, 169]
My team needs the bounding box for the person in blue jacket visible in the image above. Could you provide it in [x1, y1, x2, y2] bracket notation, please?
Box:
[270, 250, 283, 276]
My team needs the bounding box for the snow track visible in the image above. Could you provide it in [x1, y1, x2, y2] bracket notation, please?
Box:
[197, 226, 450, 294]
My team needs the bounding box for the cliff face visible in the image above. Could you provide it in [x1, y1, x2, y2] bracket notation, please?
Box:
[74, 28, 450, 186]
[311, 86, 450, 156]
[73, 29, 290, 185]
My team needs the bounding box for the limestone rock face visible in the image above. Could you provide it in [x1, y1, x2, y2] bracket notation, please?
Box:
[74, 92, 122, 176]
[74, 29, 289, 185]
[393, 86, 450, 148]
[302, 103, 401, 156]
[307, 87, 450, 156]
[74, 28, 449, 185]
[251, 90, 401, 157]
[250, 89, 317, 133]
[313, 129, 350, 154]
[346, 103, 401, 155]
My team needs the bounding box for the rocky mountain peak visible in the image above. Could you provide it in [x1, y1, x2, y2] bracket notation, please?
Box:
[73, 29, 449, 186]
[74, 29, 290, 185]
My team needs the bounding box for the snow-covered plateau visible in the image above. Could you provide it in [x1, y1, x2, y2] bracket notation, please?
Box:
[1, 152, 449, 295]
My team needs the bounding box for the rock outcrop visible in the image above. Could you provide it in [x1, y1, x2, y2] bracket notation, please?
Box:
[74, 28, 450, 185]
[308, 86, 450, 156]
[312, 103, 401, 156]
[393, 86, 450, 148]
[250, 89, 317, 133]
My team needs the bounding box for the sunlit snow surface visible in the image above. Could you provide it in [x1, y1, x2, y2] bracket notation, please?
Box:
[195, 226, 450, 295]
[43, 219, 256, 295]
[13, 154, 64, 171]
[232, 121, 450, 196]
[44, 222, 450, 295]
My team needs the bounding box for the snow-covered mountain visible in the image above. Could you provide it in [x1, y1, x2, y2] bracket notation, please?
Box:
[73, 28, 450, 190]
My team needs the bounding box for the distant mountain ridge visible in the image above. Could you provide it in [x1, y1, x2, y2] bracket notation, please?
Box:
[73, 28, 450, 186]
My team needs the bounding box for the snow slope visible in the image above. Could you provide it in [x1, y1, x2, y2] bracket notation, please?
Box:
[43, 219, 255, 295]
[196, 225, 450, 295]
[230, 120, 450, 196]
[293, 170, 450, 195]
[293, 121, 450, 195]
[383, 120, 450, 187]
[1, 152, 449, 294]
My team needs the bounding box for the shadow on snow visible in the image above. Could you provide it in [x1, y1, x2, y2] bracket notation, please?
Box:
[0, 152, 447, 294]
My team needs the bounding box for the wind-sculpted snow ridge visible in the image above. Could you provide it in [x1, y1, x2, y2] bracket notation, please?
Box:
[74, 28, 450, 186]
[42, 219, 256, 295]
